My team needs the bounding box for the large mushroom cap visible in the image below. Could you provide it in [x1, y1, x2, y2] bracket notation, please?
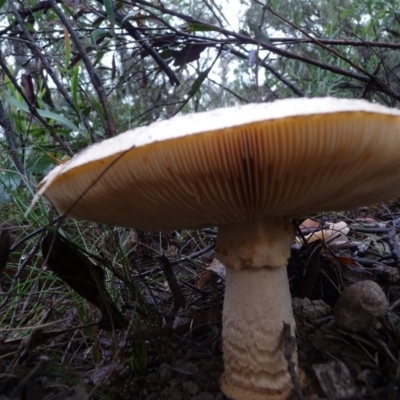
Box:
[36, 98, 400, 400]
[37, 97, 400, 230]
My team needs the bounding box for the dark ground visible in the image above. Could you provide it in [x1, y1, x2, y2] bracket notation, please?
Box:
[1, 203, 400, 400]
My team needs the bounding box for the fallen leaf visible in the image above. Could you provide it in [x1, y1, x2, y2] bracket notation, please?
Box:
[296, 221, 349, 245]
[300, 218, 320, 232]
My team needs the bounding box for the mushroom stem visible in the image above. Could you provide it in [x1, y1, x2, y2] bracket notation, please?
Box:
[216, 216, 298, 400]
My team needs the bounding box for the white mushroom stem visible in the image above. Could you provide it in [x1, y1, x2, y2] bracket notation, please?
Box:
[216, 216, 298, 400]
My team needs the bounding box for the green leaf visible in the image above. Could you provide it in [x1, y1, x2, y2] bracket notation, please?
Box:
[0, 171, 22, 191]
[189, 67, 212, 96]
[121, 11, 140, 25]
[103, 0, 116, 24]
[82, 106, 93, 117]
[0, 171, 22, 204]
[5, 95, 82, 133]
[189, 22, 217, 32]
[71, 66, 79, 106]
[26, 153, 56, 175]
[90, 28, 109, 46]
[0, 0, 6, 9]
[64, 26, 71, 65]
[0, 186, 10, 204]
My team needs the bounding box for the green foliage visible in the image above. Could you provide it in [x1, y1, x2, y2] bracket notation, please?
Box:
[103, 0, 116, 24]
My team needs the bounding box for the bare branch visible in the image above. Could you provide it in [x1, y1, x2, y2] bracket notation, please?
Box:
[131, 0, 400, 100]
[94, 0, 180, 87]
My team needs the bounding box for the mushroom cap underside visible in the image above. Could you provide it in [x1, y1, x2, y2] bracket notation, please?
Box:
[37, 98, 400, 231]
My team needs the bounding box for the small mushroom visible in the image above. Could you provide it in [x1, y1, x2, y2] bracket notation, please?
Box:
[295, 221, 349, 245]
[36, 98, 400, 400]
[333, 280, 388, 332]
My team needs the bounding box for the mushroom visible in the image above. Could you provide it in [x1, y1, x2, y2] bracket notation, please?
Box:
[35, 98, 400, 400]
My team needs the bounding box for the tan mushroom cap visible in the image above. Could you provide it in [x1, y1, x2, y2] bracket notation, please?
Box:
[37, 97, 400, 230]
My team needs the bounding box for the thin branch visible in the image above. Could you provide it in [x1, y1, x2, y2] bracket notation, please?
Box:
[94, 0, 180, 87]
[0, 1, 62, 36]
[10, 215, 65, 253]
[201, 0, 223, 27]
[48, 0, 116, 138]
[384, 227, 400, 275]
[255, 2, 268, 102]
[269, 37, 400, 49]
[264, 5, 378, 81]
[130, 0, 400, 100]
[207, 77, 250, 103]
[6, 0, 93, 138]
[137, 243, 216, 278]
[230, 48, 305, 97]
[5, 1, 400, 51]
[159, 255, 186, 313]
[170, 243, 216, 266]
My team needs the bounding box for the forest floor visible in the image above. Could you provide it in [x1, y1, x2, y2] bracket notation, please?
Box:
[1, 202, 400, 400]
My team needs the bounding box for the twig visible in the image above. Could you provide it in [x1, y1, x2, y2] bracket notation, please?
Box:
[254, 3, 268, 102]
[14, 234, 43, 283]
[207, 77, 250, 103]
[384, 227, 400, 275]
[180, 279, 210, 295]
[228, 48, 305, 97]
[351, 256, 388, 268]
[6, 6, 400, 50]
[137, 243, 216, 279]
[265, 4, 372, 78]
[159, 254, 186, 313]
[201, 0, 224, 27]
[170, 243, 216, 266]
[48, 0, 116, 138]
[350, 226, 389, 234]
[130, 0, 400, 100]
[94, 0, 180, 87]
[269, 37, 400, 48]
[9, 215, 65, 253]
[292, 219, 309, 248]
[5, 0, 93, 138]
